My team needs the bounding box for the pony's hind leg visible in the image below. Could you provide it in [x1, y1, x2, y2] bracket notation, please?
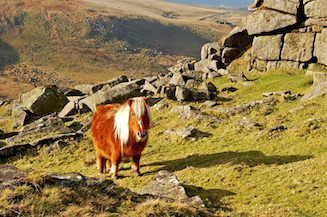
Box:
[96, 152, 107, 174]
[132, 155, 141, 177]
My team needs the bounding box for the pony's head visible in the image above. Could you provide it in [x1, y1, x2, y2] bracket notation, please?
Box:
[114, 97, 151, 146]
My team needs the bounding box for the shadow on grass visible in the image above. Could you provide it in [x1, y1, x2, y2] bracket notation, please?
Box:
[184, 184, 235, 212]
[0, 39, 19, 71]
[146, 151, 313, 173]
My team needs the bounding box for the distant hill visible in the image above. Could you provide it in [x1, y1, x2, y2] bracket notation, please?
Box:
[0, 0, 248, 100]
[159, 0, 253, 9]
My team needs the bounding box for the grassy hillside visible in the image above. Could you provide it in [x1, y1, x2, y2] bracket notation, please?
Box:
[1, 55, 327, 215]
[0, 0, 247, 100]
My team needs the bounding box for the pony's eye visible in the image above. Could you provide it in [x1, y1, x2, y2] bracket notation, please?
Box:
[131, 112, 135, 116]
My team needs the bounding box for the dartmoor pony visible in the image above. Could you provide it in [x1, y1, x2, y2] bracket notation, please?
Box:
[91, 97, 151, 179]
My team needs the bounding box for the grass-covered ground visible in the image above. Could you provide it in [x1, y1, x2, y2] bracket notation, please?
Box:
[1, 64, 326, 216]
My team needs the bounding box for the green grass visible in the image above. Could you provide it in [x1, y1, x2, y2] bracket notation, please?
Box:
[1, 67, 327, 216]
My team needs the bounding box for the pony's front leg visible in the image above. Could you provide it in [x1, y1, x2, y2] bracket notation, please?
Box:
[132, 155, 141, 177]
[110, 157, 121, 179]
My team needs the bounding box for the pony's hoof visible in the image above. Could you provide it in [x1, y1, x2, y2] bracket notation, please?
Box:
[111, 174, 118, 179]
[133, 170, 141, 177]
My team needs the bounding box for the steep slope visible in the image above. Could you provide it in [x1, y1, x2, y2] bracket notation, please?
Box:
[0, 0, 248, 100]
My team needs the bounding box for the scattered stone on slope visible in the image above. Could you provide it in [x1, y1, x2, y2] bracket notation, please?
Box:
[227, 71, 249, 83]
[18, 85, 69, 116]
[301, 72, 327, 102]
[12, 104, 29, 128]
[0, 165, 28, 192]
[74, 84, 93, 95]
[262, 90, 291, 97]
[139, 170, 205, 207]
[257, 125, 286, 137]
[154, 101, 169, 111]
[209, 98, 275, 116]
[90, 75, 129, 94]
[236, 117, 262, 129]
[6, 113, 72, 144]
[194, 59, 220, 73]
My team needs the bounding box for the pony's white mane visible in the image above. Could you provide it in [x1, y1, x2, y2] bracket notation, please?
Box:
[113, 97, 151, 152]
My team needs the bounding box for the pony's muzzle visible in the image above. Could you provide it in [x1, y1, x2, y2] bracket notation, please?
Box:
[137, 131, 148, 141]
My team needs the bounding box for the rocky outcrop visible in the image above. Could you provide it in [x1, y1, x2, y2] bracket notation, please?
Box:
[194, 0, 327, 73]
[243, 0, 327, 71]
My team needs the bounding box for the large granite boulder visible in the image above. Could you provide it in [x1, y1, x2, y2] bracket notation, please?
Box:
[314, 28, 327, 66]
[200, 42, 224, 60]
[263, 0, 301, 15]
[252, 34, 283, 61]
[79, 79, 145, 112]
[281, 33, 315, 62]
[223, 26, 253, 49]
[242, 10, 298, 35]
[18, 85, 69, 116]
[304, 0, 327, 26]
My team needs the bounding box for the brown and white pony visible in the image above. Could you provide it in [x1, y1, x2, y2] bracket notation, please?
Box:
[91, 97, 151, 179]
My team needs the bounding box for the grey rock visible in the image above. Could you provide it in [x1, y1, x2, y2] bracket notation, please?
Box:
[58, 101, 78, 118]
[210, 98, 275, 116]
[79, 80, 144, 112]
[6, 113, 72, 144]
[18, 85, 69, 116]
[200, 42, 224, 60]
[200, 81, 217, 93]
[257, 125, 286, 137]
[236, 117, 262, 129]
[142, 81, 158, 95]
[314, 28, 327, 66]
[262, 90, 291, 97]
[221, 47, 242, 65]
[176, 127, 201, 139]
[0, 165, 28, 192]
[301, 72, 327, 102]
[64, 88, 85, 97]
[263, 0, 301, 15]
[140, 170, 188, 200]
[223, 25, 252, 48]
[194, 59, 220, 73]
[91, 75, 129, 94]
[281, 33, 315, 62]
[228, 71, 249, 83]
[74, 84, 93, 95]
[12, 104, 29, 128]
[154, 101, 169, 111]
[169, 72, 186, 86]
[243, 10, 298, 35]
[252, 34, 283, 61]
[171, 105, 194, 114]
[305, 0, 327, 20]
[178, 110, 220, 122]
[175, 86, 191, 101]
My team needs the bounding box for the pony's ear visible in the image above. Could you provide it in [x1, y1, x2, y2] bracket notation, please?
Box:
[127, 98, 133, 107]
[143, 97, 149, 104]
